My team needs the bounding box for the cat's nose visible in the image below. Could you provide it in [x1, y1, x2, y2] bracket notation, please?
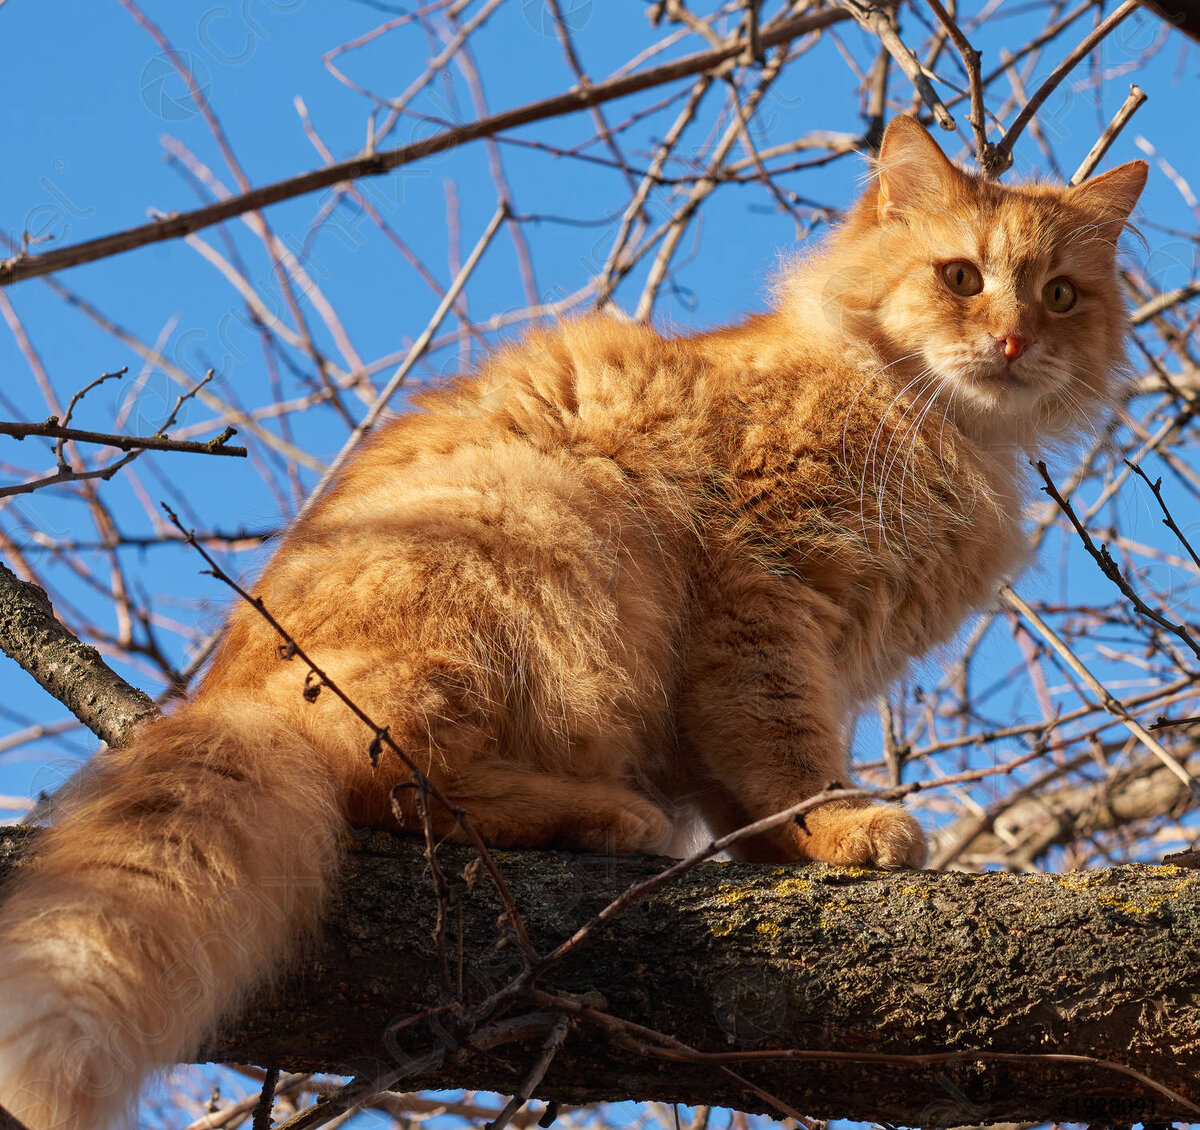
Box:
[997, 333, 1030, 361]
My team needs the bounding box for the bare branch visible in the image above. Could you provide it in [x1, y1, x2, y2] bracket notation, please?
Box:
[1070, 83, 1149, 185]
[991, 0, 1141, 172]
[837, 0, 956, 131]
[0, 7, 850, 288]
[0, 420, 245, 458]
[0, 560, 159, 747]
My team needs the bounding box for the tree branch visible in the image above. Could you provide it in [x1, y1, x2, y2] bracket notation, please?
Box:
[3, 828, 1199, 1124]
[0, 561, 159, 747]
[1141, 0, 1200, 42]
[0, 6, 849, 288]
[0, 420, 246, 458]
[991, 0, 1140, 172]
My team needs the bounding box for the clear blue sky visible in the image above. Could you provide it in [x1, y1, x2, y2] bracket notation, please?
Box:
[0, 3, 1197, 1122]
[0, 2, 1193, 795]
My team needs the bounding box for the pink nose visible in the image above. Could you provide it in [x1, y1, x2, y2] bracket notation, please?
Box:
[998, 334, 1029, 361]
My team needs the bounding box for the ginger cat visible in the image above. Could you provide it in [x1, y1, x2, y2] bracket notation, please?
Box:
[0, 116, 1145, 1128]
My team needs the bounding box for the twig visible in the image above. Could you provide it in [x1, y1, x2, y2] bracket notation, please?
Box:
[923, 0, 997, 172]
[1070, 83, 1148, 185]
[253, 1065, 281, 1130]
[0, 6, 850, 287]
[991, 0, 1141, 171]
[394, 778, 455, 994]
[527, 990, 810, 1124]
[0, 453, 144, 499]
[740, 0, 761, 65]
[1125, 457, 1200, 573]
[55, 368, 128, 469]
[837, 0, 955, 130]
[618, 1040, 1200, 1118]
[1, 369, 226, 498]
[1132, 280, 1200, 325]
[863, 46, 890, 154]
[0, 420, 245, 457]
[999, 583, 1200, 800]
[181, 1074, 312, 1130]
[1033, 459, 1200, 662]
[485, 1016, 571, 1130]
[1151, 714, 1200, 730]
[272, 1015, 561, 1130]
[272, 1049, 448, 1130]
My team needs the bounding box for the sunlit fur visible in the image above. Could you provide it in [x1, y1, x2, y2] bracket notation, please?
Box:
[0, 116, 1145, 1128]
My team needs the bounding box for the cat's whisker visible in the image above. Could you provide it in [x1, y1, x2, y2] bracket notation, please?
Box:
[877, 371, 942, 552]
[858, 366, 938, 548]
[895, 377, 951, 551]
[840, 351, 922, 473]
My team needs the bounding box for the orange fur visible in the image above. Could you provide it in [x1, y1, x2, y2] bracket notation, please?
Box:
[0, 117, 1146, 1127]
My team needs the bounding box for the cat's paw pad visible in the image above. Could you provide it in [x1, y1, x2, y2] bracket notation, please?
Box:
[808, 804, 927, 869]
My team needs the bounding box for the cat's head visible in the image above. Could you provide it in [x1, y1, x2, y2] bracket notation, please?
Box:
[809, 115, 1146, 444]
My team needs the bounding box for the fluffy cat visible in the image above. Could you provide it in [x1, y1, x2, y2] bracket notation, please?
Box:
[0, 115, 1145, 1128]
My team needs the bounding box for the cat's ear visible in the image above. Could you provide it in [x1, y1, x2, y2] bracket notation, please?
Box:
[875, 115, 962, 222]
[1068, 160, 1148, 240]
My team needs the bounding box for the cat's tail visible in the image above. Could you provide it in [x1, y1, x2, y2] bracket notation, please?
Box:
[0, 698, 343, 1130]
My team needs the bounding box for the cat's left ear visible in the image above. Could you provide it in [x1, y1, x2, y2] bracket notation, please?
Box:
[875, 115, 963, 222]
[1068, 160, 1148, 240]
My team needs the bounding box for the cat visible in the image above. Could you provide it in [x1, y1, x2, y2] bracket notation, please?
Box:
[0, 114, 1145, 1129]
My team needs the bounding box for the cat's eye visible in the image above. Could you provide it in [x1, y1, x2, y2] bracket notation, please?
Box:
[1042, 276, 1078, 313]
[941, 260, 983, 297]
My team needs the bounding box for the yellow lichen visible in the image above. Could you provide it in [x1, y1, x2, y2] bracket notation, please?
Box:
[817, 900, 852, 931]
[1052, 869, 1200, 915]
[715, 883, 757, 906]
[710, 917, 739, 937]
[771, 876, 813, 897]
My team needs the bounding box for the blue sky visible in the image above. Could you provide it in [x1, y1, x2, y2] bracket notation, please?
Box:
[0, 0, 1197, 837]
[0, 0, 1195, 802]
[0, 1, 1198, 1123]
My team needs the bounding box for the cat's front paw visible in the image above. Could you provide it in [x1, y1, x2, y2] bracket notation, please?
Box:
[801, 803, 926, 869]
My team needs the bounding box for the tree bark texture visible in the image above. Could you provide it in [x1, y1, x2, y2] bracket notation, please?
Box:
[1143, 1, 1200, 42]
[2, 827, 1199, 1126]
[0, 563, 159, 747]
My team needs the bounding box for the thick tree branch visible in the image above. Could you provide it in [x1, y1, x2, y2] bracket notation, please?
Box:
[3, 829, 1198, 1125]
[1142, 0, 1200, 41]
[0, 562, 159, 747]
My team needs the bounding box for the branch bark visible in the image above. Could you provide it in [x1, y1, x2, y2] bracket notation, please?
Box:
[1141, 0, 1200, 41]
[0, 562, 159, 747]
[3, 828, 1197, 1125]
[0, 420, 246, 457]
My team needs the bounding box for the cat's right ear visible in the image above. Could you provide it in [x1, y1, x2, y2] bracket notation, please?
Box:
[875, 115, 961, 222]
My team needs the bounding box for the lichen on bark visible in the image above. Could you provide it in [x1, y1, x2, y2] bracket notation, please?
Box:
[2, 825, 1198, 1126]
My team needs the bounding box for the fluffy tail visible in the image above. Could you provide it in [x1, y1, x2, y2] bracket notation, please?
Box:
[0, 699, 343, 1129]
